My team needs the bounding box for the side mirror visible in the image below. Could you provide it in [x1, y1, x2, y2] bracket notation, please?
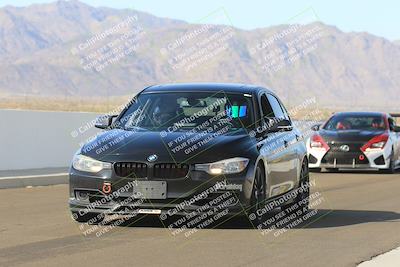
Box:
[276, 119, 293, 132]
[311, 124, 321, 131]
[268, 118, 293, 133]
[254, 118, 293, 138]
[95, 115, 118, 129]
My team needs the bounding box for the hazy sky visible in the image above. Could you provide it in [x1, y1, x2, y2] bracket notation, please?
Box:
[0, 0, 398, 40]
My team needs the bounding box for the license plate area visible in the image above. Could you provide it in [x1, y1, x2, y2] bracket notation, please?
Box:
[132, 181, 167, 199]
[137, 209, 162, 215]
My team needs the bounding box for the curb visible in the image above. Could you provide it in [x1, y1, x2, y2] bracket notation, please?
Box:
[0, 173, 69, 189]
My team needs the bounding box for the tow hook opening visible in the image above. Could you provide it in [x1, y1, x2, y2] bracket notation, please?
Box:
[102, 182, 112, 194]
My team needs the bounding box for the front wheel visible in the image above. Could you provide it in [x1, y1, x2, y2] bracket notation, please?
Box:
[248, 164, 266, 225]
[381, 152, 396, 174]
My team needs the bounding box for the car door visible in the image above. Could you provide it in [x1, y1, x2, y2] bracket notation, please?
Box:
[266, 94, 299, 193]
[258, 93, 294, 198]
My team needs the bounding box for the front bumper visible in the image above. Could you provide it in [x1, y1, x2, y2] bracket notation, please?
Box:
[69, 163, 255, 217]
[69, 191, 242, 217]
[308, 148, 391, 170]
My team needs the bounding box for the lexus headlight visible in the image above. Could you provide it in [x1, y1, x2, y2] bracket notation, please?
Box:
[195, 158, 249, 175]
[72, 154, 111, 173]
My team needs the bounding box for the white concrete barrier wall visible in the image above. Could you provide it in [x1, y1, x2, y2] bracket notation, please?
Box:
[0, 110, 102, 170]
[0, 110, 318, 171]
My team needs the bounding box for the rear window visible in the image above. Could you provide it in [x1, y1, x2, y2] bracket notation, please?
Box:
[323, 114, 387, 131]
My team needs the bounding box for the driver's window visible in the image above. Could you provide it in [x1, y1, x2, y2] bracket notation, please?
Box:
[260, 94, 274, 121]
[279, 100, 291, 122]
[267, 94, 287, 121]
[388, 118, 395, 131]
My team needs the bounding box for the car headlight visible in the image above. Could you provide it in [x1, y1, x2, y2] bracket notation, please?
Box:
[72, 154, 111, 173]
[195, 157, 249, 175]
[370, 141, 386, 149]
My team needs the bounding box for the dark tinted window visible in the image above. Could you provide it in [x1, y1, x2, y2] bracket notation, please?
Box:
[267, 94, 286, 120]
[279, 99, 290, 120]
[260, 94, 274, 119]
[388, 117, 395, 131]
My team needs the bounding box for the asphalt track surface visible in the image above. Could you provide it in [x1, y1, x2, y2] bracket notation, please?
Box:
[1, 170, 400, 267]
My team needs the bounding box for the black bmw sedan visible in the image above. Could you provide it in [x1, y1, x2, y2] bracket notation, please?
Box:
[69, 83, 308, 224]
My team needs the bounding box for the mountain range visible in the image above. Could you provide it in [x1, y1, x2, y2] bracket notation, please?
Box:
[0, 0, 399, 110]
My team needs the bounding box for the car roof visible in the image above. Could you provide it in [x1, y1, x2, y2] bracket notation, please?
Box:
[142, 83, 272, 95]
[333, 111, 388, 117]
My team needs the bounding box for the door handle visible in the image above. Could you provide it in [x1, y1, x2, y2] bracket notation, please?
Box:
[284, 140, 289, 148]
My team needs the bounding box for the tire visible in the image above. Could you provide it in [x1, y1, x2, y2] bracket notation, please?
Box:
[282, 160, 310, 212]
[72, 211, 105, 224]
[382, 152, 396, 174]
[248, 164, 266, 225]
[309, 168, 321, 173]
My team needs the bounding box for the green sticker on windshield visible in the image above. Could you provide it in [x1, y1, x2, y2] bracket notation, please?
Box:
[227, 105, 247, 118]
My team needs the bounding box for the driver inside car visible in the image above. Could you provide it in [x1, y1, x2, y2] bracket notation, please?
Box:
[336, 120, 351, 130]
[371, 118, 384, 129]
[152, 96, 179, 127]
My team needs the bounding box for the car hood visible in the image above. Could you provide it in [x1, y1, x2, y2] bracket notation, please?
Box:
[319, 129, 386, 143]
[81, 129, 257, 163]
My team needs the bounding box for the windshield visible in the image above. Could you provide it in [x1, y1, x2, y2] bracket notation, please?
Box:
[323, 114, 387, 131]
[116, 92, 254, 132]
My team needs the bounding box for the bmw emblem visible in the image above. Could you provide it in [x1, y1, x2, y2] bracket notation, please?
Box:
[147, 154, 158, 162]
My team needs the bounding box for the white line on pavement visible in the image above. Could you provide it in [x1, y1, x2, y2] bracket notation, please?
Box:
[0, 173, 68, 180]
